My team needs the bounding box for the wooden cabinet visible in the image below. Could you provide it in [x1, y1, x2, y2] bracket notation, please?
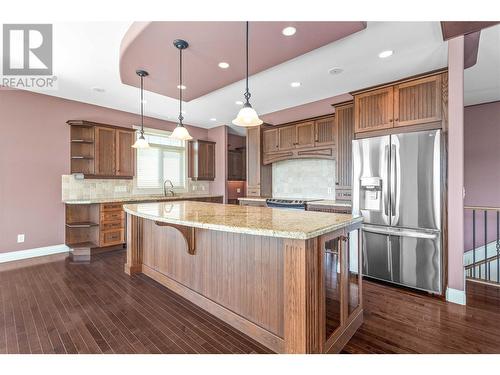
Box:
[115, 129, 135, 177]
[246, 126, 272, 197]
[262, 115, 336, 165]
[99, 203, 125, 247]
[227, 149, 246, 181]
[354, 87, 394, 133]
[68, 120, 135, 179]
[314, 117, 336, 146]
[353, 71, 447, 135]
[278, 126, 295, 151]
[335, 101, 354, 201]
[188, 140, 216, 181]
[95, 126, 116, 176]
[394, 74, 442, 127]
[295, 121, 315, 148]
[263, 128, 279, 154]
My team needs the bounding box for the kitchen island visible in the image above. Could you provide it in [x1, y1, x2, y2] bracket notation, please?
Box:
[123, 201, 363, 354]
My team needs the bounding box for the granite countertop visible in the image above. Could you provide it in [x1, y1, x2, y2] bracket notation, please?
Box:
[123, 201, 362, 240]
[63, 194, 223, 205]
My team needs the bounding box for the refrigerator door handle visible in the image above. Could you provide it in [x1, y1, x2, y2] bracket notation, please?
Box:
[384, 145, 390, 216]
[363, 225, 439, 239]
[390, 144, 397, 219]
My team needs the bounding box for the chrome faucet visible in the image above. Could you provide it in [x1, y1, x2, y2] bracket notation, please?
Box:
[163, 179, 175, 197]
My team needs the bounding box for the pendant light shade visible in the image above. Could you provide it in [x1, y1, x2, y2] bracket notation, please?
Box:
[232, 21, 262, 127]
[132, 69, 150, 149]
[170, 39, 193, 141]
[170, 125, 193, 141]
[232, 103, 263, 127]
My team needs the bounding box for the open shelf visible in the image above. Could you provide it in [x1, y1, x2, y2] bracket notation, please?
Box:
[66, 222, 99, 228]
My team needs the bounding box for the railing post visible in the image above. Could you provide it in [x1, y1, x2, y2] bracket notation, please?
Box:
[485, 210, 488, 281]
[473, 209, 476, 278]
[497, 211, 499, 284]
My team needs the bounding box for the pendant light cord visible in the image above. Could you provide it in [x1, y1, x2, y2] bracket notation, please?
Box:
[178, 47, 184, 125]
[244, 21, 251, 103]
[140, 75, 144, 134]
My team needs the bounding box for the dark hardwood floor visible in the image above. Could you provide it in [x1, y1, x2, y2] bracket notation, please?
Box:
[0, 250, 271, 354]
[1, 250, 500, 354]
[344, 279, 500, 353]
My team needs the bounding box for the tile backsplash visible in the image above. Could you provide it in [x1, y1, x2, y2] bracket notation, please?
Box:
[272, 159, 335, 199]
[62, 175, 210, 201]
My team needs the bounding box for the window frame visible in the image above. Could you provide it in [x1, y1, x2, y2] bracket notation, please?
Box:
[132, 126, 188, 194]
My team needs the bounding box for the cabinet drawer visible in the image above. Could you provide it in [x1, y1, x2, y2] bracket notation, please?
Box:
[101, 203, 123, 212]
[100, 229, 125, 247]
[100, 210, 125, 222]
[101, 220, 124, 231]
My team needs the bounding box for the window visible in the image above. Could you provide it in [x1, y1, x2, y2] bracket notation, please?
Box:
[135, 128, 187, 190]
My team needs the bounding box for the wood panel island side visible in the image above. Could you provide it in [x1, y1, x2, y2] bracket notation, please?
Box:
[123, 201, 363, 354]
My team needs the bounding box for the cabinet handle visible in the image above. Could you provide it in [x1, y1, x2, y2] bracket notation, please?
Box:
[394, 118, 399, 122]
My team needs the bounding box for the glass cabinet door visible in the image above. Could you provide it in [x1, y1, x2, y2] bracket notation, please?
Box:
[347, 230, 361, 315]
[324, 238, 341, 339]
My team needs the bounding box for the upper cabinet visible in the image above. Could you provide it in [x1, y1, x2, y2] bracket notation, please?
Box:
[188, 140, 216, 181]
[227, 149, 246, 181]
[353, 71, 447, 135]
[68, 121, 135, 179]
[95, 126, 116, 176]
[334, 101, 354, 201]
[393, 74, 442, 127]
[354, 87, 394, 133]
[295, 121, 315, 148]
[262, 115, 336, 165]
[314, 117, 336, 147]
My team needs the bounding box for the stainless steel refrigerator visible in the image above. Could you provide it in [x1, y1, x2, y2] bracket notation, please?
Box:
[352, 129, 442, 294]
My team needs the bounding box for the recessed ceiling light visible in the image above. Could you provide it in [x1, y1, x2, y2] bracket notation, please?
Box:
[378, 50, 394, 59]
[235, 100, 244, 105]
[177, 85, 187, 90]
[92, 87, 105, 93]
[218, 62, 230, 69]
[210, 118, 217, 122]
[328, 67, 343, 75]
[290, 82, 301, 88]
[282, 26, 296, 36]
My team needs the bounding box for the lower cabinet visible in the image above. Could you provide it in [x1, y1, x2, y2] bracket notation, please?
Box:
[99, 203, 125, 247]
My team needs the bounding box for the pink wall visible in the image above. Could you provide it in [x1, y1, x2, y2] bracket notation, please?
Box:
[447, 36, 465, 293]
[0, 89, 208, 254]
[207, 125, 228, 203]
[464, 101, 500, 251]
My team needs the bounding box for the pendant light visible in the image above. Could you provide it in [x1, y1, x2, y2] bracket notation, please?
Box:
[132, 69, 150, 148]
[170, 39, 193, 141]
[232, 21, 263, 127]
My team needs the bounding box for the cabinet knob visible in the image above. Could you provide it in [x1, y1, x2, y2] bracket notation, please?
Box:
[389, 119, 393, 122]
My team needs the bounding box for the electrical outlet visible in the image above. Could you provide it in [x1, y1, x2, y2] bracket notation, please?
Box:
[17, 234, 25, 243]
[236, 188, 241, 193]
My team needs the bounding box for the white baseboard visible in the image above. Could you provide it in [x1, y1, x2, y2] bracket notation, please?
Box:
[0, 244, 70, 264]
[446, 287, 467, 305]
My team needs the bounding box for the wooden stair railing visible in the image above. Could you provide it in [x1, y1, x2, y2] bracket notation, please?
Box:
[464, 206, 500, 286]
